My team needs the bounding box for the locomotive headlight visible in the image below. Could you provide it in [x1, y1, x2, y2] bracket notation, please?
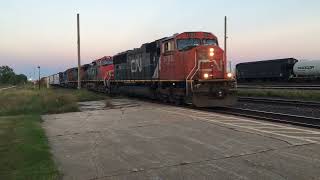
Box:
[204, 73, 209, 79]
[209, 48, 214, 56]
[227, 73, 233, 78]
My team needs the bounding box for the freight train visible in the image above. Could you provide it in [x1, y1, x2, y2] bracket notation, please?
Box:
[236, 58, 320, 82]
[47, 32, 237, 107]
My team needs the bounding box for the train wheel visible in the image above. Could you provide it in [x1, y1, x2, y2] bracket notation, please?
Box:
[174, 97, 184, 106]
[160, 94, 169, 103]
[105, 87, 111, 95]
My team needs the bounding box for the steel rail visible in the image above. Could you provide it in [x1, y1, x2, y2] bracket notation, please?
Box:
[208, 107, 320, 129]
[238, 97, 320, 108]
[237, 85, 320, 90]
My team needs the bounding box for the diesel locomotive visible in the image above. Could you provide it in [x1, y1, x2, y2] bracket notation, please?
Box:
[48, 32, 237, 107]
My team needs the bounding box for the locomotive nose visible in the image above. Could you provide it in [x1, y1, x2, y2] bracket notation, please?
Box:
[197, 46, 221, 60]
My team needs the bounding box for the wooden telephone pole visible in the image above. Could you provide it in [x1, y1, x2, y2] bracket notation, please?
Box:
[38, 66, 40, 90]
[77, 13, 81, 89]
[224, 16, 227, 75]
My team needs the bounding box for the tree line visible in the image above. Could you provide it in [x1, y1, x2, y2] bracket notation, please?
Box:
[0, 66, 27, 85]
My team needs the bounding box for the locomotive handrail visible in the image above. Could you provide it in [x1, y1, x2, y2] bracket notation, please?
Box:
[189, 59, 210, 92]
[189, 59, 221, 92]
[185, 51, 198, 96]
[104, 70, 113, 89]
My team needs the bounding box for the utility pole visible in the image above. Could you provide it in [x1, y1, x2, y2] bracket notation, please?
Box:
[224, 16, 227, 76]
[77, 13, 81, 89]
[38, 66, 40, 90]
[33, 67, 36, 89]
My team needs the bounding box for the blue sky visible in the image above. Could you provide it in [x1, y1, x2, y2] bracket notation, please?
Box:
[0, 0, 319, 78]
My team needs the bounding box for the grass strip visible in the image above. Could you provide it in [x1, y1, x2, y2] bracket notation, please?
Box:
[237, 89, 320, 101]
[0, 115, 59, 179]
[0, 87, 107, 179]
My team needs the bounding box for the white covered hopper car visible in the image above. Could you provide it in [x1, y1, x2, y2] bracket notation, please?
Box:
[293, 60, 320, 77]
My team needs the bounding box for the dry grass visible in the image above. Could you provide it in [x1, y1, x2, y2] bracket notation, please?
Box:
[0, 89, 78, 116]
[0, 87, 108, 116]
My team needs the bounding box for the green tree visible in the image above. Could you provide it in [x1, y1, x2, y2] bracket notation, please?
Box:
[0, 66, 28, 85]
[0, 66, 15, 84]
[14, 74, 28, 84]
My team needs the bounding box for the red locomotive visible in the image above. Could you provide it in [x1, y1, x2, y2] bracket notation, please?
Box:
[49, 31, 237, 107]
[111, 32, 236, 107]
[63, 56, 114, 91]
[86, 56, 114, 91]
[158, 32, 236, 106]
[92, 56, 114, 81]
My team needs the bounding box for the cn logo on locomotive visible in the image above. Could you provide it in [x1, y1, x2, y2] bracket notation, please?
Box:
[130, 55, 143, 73]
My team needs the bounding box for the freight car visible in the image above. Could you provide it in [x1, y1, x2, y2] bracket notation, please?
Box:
[48, 31, 237, 107]
[236, 58, 298, 82]
[293, 60, 320, 79]
[236, 58, 320, 82]
[48, 73, 60, 85]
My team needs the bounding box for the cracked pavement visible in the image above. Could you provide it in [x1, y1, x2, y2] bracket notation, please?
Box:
[42, 99, 320, 180]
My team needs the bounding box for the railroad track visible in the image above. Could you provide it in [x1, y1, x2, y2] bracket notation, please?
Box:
[238, 96, 320, 108]
[0, 86, 16, 91]
[57, 86, 320, 128]
[237, 85, 320, 90]
[99, 92, 320, 129]
[209, 107, 320, 129]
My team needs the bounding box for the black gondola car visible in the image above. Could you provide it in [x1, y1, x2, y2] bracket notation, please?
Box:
[236, 58, 298, 82]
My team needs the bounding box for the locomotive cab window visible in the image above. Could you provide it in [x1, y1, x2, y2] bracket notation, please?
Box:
[163, 40, 175, 53]
[95, 60, 101, 66]
[202, 39, 218, 46]
[101, 60, 113, 66]
[177, 38, 201, 50]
